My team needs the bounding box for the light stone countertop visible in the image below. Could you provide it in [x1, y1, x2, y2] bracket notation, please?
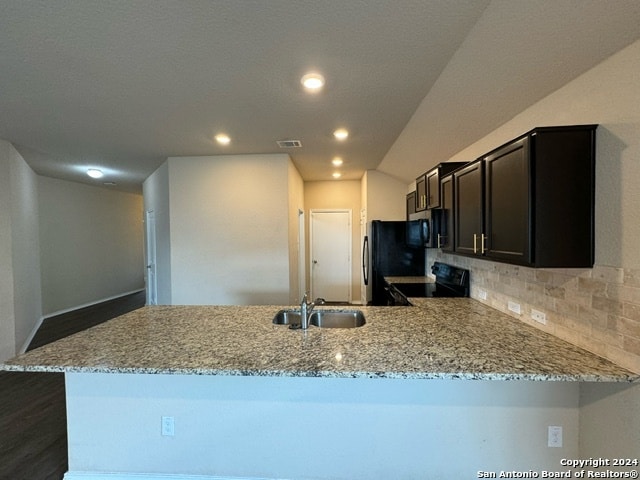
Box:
[384, 275, 435, 284]
[2, 300, 638, 382]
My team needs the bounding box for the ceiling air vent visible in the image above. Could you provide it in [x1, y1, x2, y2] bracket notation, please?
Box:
[277, 139, 302, 148]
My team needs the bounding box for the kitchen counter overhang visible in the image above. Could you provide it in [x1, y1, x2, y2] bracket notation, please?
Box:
[2, 299, 637, 382]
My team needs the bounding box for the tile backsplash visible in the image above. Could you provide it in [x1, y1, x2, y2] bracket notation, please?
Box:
[431, 251, 640, 374]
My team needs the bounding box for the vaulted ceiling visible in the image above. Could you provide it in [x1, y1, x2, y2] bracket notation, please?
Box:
[1, 1, 640, 193]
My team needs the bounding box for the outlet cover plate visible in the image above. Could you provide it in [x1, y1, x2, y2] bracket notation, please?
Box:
[531, 309, 547, 325]
[161, 416, 175, 436]
[508, 301, 521, 315]
[548, 425, 562, 447]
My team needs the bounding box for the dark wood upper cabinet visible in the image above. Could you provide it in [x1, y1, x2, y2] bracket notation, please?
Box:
[439, 174, 454, 251]
[450, 125, 597, 267]
[416, 162, 467, 211]
[426, 169, 440, 209]
[483, 137, 531, 264]
[415, 176, 427, 211]
[406, 191, 417, 220]
[454, 160, 484, 256]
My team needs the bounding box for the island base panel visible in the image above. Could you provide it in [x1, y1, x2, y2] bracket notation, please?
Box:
[64, 373, 578, 479]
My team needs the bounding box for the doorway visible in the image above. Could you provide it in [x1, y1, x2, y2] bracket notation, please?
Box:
[309, 210, 352, 303]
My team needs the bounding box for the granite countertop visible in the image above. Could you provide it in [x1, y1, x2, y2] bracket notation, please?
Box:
[385, 275, 435, 284]
[2, 300, 638, 382]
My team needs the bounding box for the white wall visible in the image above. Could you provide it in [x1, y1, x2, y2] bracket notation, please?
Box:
[0, 141, 17, 360]
[65, 373, 579, 479]
[142, 162, 172, 304]
[39, 176, 144, 315]
[579, 382, 640, 464]
[165, 154, 292, 305]
[9, 144, 42, 352]
[361, 169, 408, 222]
[287, 161, 304, 304]
[0, 140, 42, 361]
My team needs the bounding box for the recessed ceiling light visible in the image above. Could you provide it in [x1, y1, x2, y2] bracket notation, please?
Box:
[87, 168, 104, 179]
[301, 72, 325, 92]
[215, 134, 231, 145]
[333, 128, 349, 140]
[332, 157, 343, 166]
[332, 172, 342, 179]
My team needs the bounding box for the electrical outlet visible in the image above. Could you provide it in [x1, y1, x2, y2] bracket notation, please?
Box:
[161, 416, 175, 437]
[478, 289, 487, 300]
[531, 309, 547, 325]
[507, 301, 521, 315]
[548, 425, 562, 447]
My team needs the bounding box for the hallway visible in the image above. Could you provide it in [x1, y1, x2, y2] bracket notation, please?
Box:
[0, 291, 145, 479]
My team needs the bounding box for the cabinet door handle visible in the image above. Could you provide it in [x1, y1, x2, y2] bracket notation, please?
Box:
[481, 234, 486, 254]
[473, 234, 477, 254]
[437, 234, 442, 248]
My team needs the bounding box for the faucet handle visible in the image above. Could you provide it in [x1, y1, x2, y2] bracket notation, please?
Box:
[315, 297, 326, 305]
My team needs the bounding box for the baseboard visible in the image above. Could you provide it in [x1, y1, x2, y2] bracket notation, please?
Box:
[20, 318, 44, 355]
[63, 471, 280, 480]
[19, 289, 145, 354]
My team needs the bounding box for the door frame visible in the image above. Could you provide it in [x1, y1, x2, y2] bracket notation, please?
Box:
[309, 209, 352, 303]
[144, 210, 158, 305]
[297, 209, 306, 302]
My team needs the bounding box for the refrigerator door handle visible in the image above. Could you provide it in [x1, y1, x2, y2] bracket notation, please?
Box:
[362, 235, 369, 286]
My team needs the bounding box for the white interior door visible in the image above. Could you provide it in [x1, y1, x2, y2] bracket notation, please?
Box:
[144, 210, 157, 305]
[310, 210, 351, 303]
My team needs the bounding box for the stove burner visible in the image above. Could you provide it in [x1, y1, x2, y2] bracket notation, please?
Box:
[387, 262, 470, 305]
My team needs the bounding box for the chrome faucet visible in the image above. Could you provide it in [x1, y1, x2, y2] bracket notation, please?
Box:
[300, 292, 325, 329]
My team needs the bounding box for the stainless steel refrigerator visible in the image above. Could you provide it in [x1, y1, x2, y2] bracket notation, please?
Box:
[363, 220, 426, 305]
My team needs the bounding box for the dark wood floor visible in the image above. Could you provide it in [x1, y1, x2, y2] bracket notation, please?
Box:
[28, 290, 147, 351]
[0, 290, 146, 480]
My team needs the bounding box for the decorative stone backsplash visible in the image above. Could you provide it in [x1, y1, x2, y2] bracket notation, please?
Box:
[430, 251, 640, 374]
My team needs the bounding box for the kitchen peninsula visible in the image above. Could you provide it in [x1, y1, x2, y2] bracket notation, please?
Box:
[3, 301, 638, 479]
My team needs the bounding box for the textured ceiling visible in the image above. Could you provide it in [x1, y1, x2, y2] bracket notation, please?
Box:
[1, 1, 640, 193]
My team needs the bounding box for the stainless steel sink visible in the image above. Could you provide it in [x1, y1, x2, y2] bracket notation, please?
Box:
[310, 310, 366, 328]
[272, 309, 366, 328]
[272, 309, 302, 327]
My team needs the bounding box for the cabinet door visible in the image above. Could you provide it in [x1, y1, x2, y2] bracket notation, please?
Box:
[416, 175, 426, 211]
[406, 191, 417, 220]
[439, 174, 454, 251]
[426, 168, 440, 209]
[454, 160, 484, 256]
[484, 137, 531, 264]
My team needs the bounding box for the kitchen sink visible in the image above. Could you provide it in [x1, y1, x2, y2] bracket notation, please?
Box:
[271, 309, 366, 328]
[272, 309, 302, 327]
[309, 310, 366, 328]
